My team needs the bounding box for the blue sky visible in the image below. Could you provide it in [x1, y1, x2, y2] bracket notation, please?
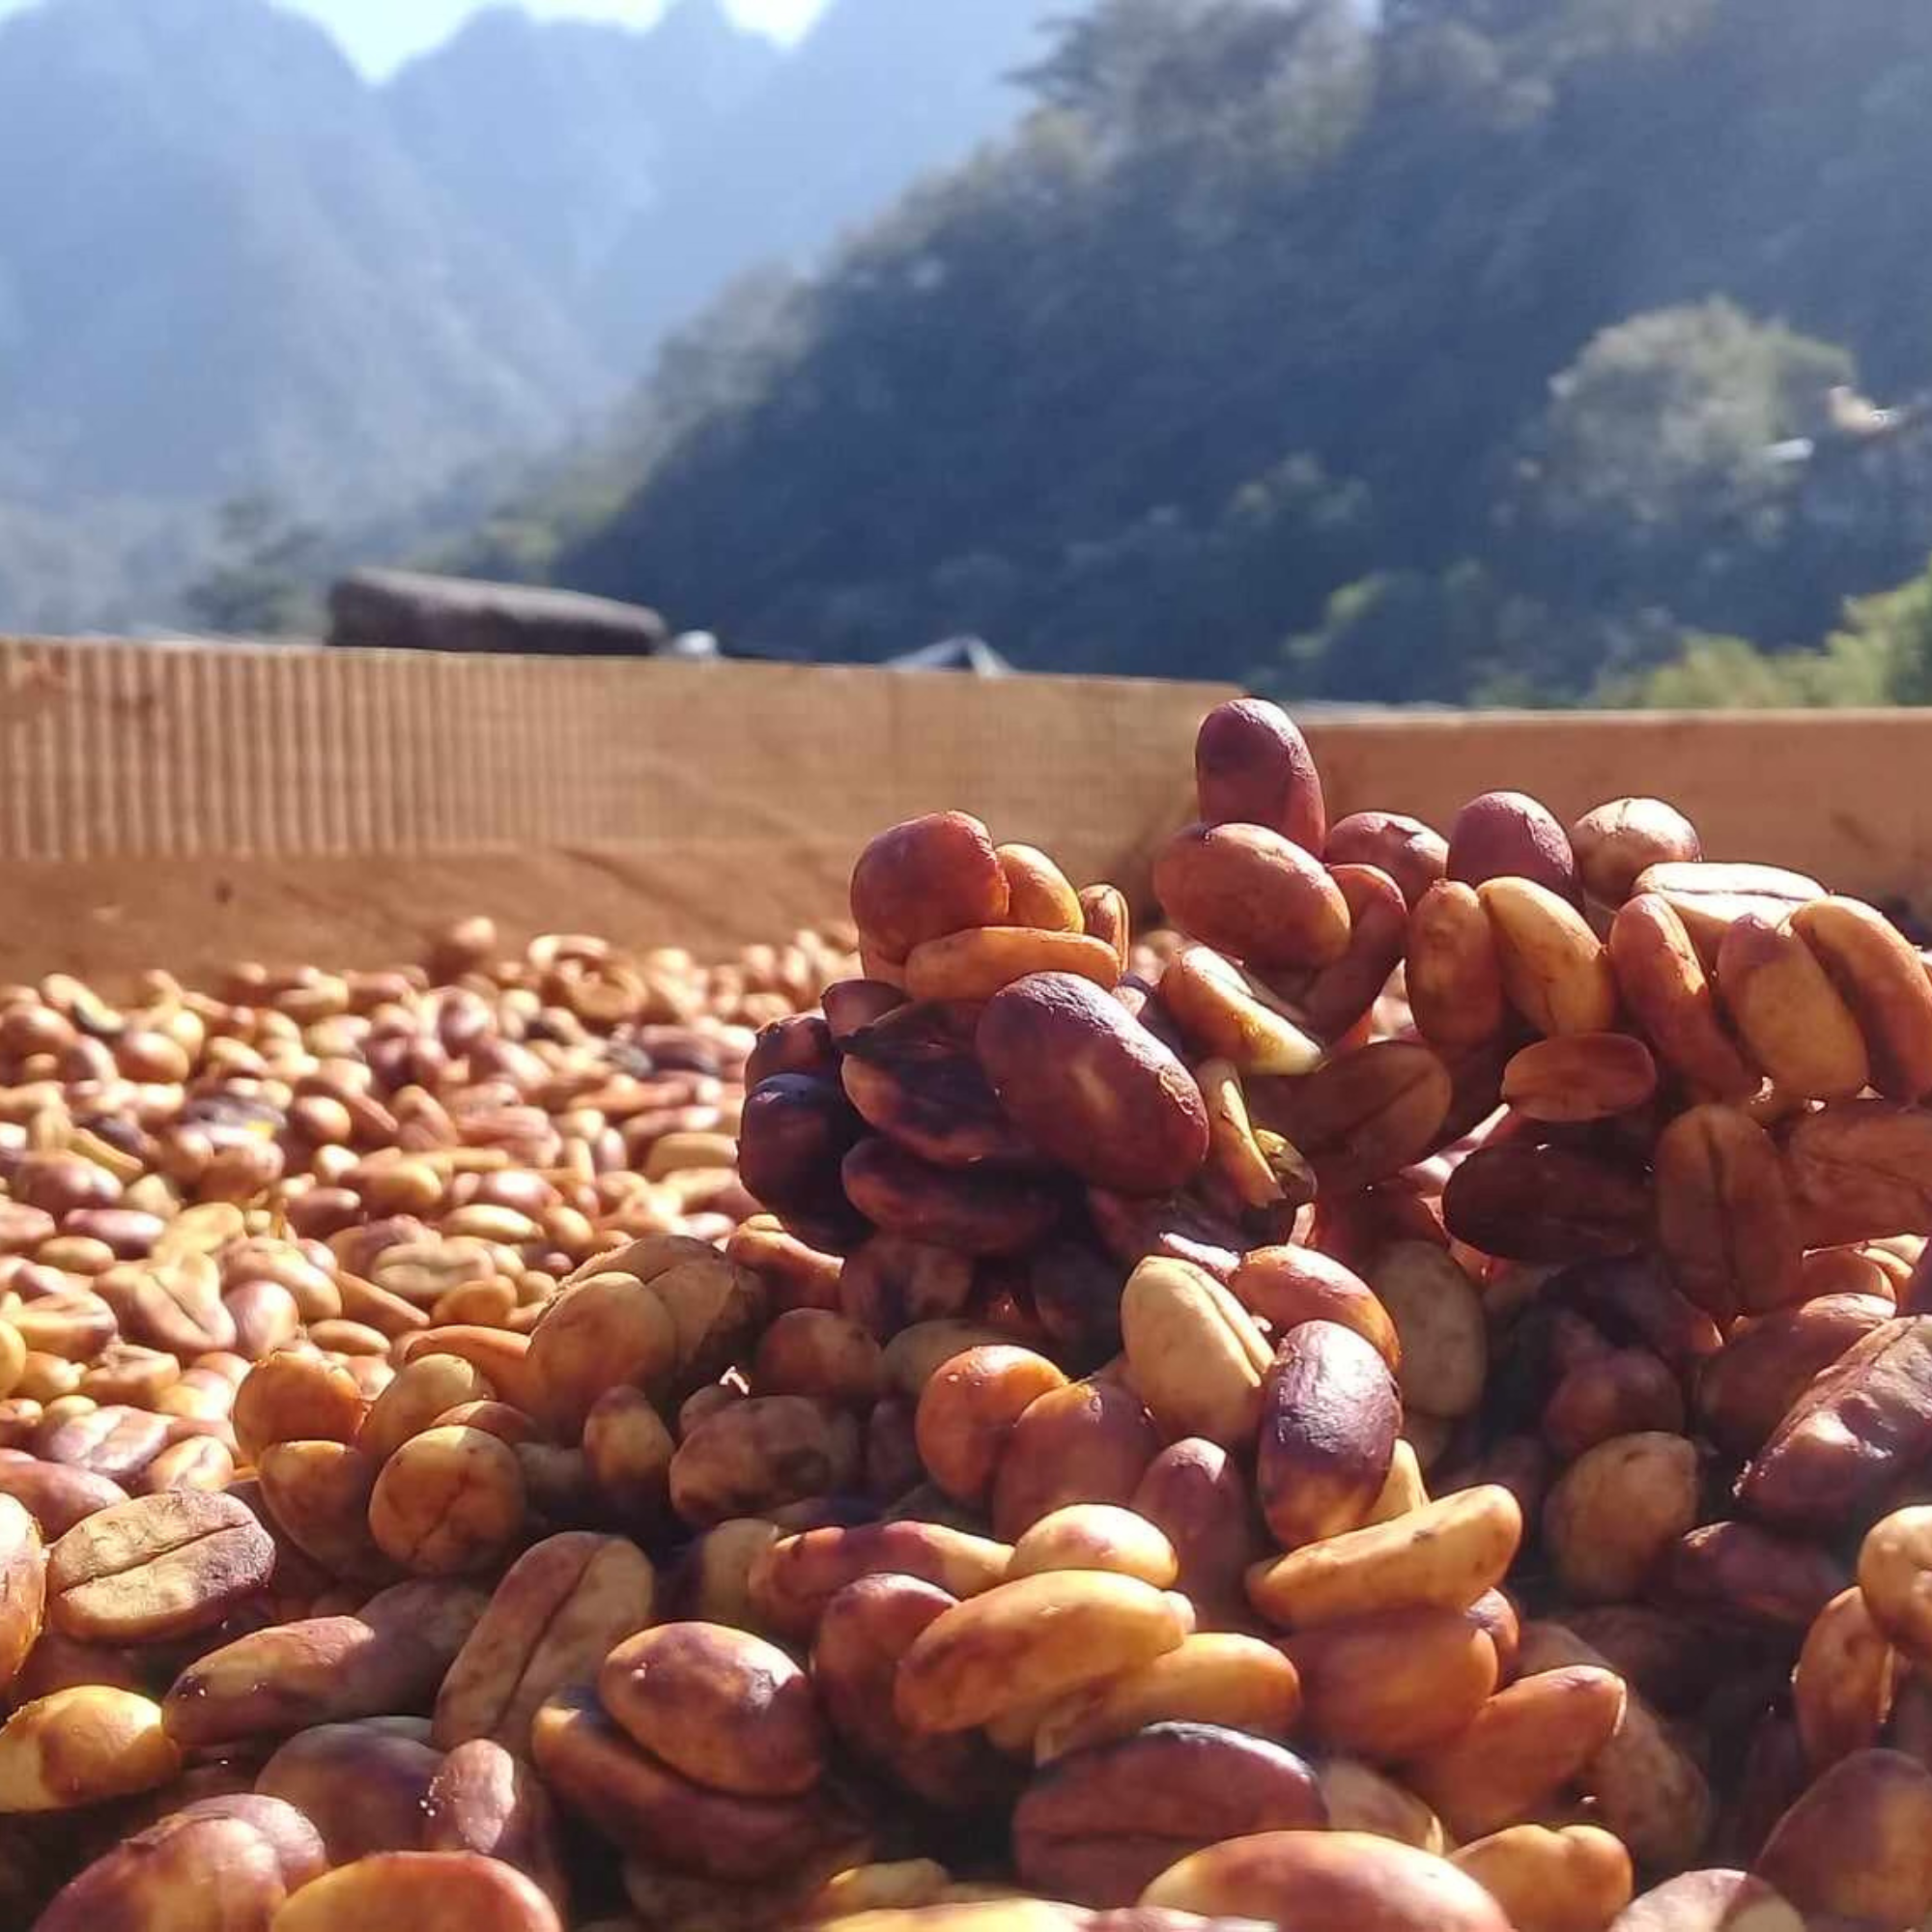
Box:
[0, 0, 832, 74]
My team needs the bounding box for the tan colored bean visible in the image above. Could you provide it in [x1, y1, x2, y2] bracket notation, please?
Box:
[914, 1346, 1067, 1507]
[1008, 1504, 1179, 1588]
[233, 1348, 366, 1463]
[1120, 1257, 1269, 1449]
[268, 1851, 563, 1932]
[435, 1531, 655, 1751]
[895, 1570, 1190, 1736]
[1141, 1828, 1512, 1930]
[1283, 1605, 1499, 1761]
[1452, 1824, 1634, 1932]
[367, 1425, 527, 1577]
[0, 1492, 44, 1690]
[0, 1685, 179, 1810]
[1030, 1634, 1302, 1762]
[47, 1488, 274, 1642]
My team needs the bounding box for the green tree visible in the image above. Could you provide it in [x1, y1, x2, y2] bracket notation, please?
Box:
[476, 0, 1932, 705]
[183, 496, 326, 639]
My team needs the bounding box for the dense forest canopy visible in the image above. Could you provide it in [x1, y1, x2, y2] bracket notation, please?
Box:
[519, 0, 1932, 705]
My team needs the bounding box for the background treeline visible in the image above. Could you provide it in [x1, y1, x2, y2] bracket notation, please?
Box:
[476, 0, 1932, 706]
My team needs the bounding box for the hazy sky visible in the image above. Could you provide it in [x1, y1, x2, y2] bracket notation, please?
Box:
[0, 0, 832, 74]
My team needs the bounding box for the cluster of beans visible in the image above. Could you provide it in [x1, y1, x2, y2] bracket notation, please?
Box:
[11, 699, 1932, 1932]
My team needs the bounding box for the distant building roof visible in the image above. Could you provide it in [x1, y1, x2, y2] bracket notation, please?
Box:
[884, 636, 1016, 676]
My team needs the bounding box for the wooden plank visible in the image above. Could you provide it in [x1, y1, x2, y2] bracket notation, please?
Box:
[0, 641, 1233, 986]
[3, 637, 1927, 990]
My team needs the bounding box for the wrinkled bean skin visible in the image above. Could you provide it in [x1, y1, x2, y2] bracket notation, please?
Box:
[46, 1488, 274, 1643]
[1740, 1317, 1932, 1533]
[1783, 1100, 1932, 1248]
[842, 1136, 1064, 1256]
[669, 1395, 860, 1528]
[435, 1532, 657, 1752]
[839, 1001, 1041, 1171]
[1326, 810, 1448, 910]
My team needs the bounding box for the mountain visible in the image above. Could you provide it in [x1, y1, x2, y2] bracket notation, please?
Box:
[0, 0, 603, 520]
[589, 0, 1067, 355]
[386, 0, 779, 302]
[0, 0, 1065, 634]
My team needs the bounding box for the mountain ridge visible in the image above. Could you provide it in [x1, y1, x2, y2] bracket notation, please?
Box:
[0, 0, 1059, 630]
